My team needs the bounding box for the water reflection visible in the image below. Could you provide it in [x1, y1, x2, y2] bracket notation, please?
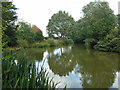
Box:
[19, 44, 119, 88]
[16, 48, 45, 61]
[48, 46, 76, 76]
[72, 45, 118, 87]
[47, 45, 118, 88]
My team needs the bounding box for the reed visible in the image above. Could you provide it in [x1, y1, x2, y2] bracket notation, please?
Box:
[2, 52, 59, 89]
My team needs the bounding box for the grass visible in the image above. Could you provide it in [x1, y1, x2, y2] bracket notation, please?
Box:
[2, 51, 59, 89]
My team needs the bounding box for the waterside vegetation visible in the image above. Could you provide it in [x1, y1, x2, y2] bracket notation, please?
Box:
[1, 0, 120, 89]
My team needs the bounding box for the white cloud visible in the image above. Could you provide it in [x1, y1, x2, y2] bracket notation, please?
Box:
[13, 0, 119, 36]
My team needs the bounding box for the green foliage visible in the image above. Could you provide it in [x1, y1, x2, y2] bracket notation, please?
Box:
[17, 39, 28, 48]
[63, 38, 74, 45]
[35, 31, 44, 41]
[47, 11, 75, 38]
[32, 42, 44, 48]
[32, 42, 50, 48]
[16, 22, 35, 44]
[47, 38, 56, 47]
[72, 1, 118, 52]
[2, 2, 18, 46]
[84, 38, 97, 47]
[82, 1, 116, 40]
[73, 1, 116, 41]
[58, 40, 64, 45]
[94, 28, 120, 52]
[2, 53, 58, 89]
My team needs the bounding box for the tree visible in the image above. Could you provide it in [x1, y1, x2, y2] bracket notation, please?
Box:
[73, 1, 117, 46]
[72, 18, 89, 43]
[32, 25, 44, 41]
[16, 22, 35, 44]
[46, 11, 75, 38]
[34, 31, 44, 41]
[2, 2, 18, 46]
[82, 1, 116, 40]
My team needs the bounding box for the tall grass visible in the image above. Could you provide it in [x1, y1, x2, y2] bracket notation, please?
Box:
[2, 51, 59, 89]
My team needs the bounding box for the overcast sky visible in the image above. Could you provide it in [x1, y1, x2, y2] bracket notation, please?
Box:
[13, 0, 119, 36]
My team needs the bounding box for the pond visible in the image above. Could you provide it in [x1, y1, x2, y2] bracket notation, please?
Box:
[17, 44, 119, 88]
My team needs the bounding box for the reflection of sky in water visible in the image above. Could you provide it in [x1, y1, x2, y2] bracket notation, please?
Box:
[36, 60, 82, 88]
[36, 59, 118, 88]
[112, 72, 119, 89]
[35, 46, 118, 88]
[54, 48, 61, 56]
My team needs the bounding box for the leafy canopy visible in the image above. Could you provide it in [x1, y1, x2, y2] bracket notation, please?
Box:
[16, 22, 35, 44]
[46, 11, 75, 38]
[2, 2, 18, 46]
[73, 1, 117, 45]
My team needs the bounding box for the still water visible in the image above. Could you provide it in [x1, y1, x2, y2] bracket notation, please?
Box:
[19, 44, 119, 88]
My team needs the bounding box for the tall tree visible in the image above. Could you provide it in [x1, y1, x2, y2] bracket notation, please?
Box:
[73, 1, 117, 46]
[46, 11, 75, 38]
[2, 2, 18, 46]
[16, 22, 35, 44]
[82, 1, 116, 40]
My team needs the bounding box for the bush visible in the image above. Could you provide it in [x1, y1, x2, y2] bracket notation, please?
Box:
[84, 38, 97, 47]
[17, 39, 28, 48]
[94, 38, 119, 52]
[47, 38, 56, 47]
[94, 41, 109, 52]
[58, 40, 64, 45]
[63, 38, 74, 45]
[32, 42, 50, 48]
[32, 42, 44, 48]
[42, 42, 50, 47]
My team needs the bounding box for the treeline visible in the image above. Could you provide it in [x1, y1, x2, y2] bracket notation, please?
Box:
[2, 1, 120, 52]
[47, 1, 120, 52]
[2, 2, 73, 49]
[2, 2, 44, 47]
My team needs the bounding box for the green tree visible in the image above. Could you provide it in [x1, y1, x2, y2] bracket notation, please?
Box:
[16, 22, 35, 44]
[46, 11, 75, 38]
[34, 31, 44, 41]
[72, 18, 89, 43]
[82, 1, 116, 40]
[2, 2, 18, 46]
[73, 1, 116, 45]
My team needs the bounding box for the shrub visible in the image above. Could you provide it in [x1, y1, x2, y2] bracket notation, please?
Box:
[32, 42, 44, 48]
[47, 38, 56, 47]
[84, 38, 97, 47]
[63, 38, 74, 45]
[94, 38, 119, 52]
[17, 39, 28, 48]
[42, 42, 50, 47]
[32, 42, 50, 48]
[58, 40, 64, 45]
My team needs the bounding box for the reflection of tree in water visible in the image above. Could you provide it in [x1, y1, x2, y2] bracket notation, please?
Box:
[48, 46, 76, 76]
[28, 48, 45, 61]
[16, 48, 45, 61]
[72, 44, 118, 88]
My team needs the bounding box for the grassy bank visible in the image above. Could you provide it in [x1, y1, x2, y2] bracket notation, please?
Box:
[14, 38, 74, 49]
